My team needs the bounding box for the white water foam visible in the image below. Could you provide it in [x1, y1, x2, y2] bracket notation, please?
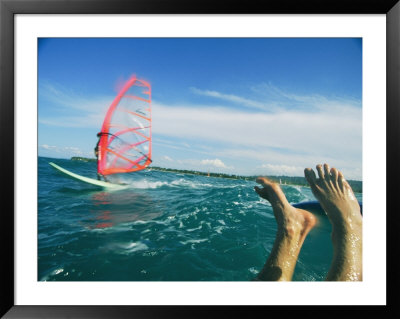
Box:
[102, 241, 149, 255]
[124, 177, 237, 190]
[179, 238, 208, 245]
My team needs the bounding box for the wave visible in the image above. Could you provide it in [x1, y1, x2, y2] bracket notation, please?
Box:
[40, 268, 65, 281]
[100, 241, 149, 255]
[179, 238, 208, 245]
[123, 178, 223, 190]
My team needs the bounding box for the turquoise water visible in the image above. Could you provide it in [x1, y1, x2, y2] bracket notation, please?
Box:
[38, 157, 362, 281]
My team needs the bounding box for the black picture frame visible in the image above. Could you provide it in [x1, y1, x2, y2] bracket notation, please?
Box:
[1, 0, 398, 318]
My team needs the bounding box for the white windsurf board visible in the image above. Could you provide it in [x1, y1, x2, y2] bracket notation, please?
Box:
[49, 162, 128, 190]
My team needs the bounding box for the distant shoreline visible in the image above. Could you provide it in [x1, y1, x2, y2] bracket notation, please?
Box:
[68, 156, 362, 193]
[149, 166, 362, 193]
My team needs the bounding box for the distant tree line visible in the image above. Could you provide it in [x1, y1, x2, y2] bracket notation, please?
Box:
[71, 156, 96, 163]
[149, 166, 363, 193]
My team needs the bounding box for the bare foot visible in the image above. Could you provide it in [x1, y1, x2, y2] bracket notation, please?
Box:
[255, 177, 317, 237]
[254, 177, 317, 281]
[304, 164, 362, 230]
[304, 164, 362, 281]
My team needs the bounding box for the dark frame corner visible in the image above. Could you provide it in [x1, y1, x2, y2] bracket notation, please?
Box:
[1, 0, 399, 318]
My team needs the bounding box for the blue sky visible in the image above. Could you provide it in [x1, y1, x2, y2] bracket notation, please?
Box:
[38, 38, 362, 179]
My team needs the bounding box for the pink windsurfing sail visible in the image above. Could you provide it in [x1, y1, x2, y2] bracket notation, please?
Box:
[97, 75, 152, 176]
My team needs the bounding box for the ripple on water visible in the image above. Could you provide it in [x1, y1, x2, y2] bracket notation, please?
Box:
[38, 157, 346, 281]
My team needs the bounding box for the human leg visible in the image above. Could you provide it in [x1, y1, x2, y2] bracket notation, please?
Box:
[254, 177, 316, 281]
[304, 164, 362, 281]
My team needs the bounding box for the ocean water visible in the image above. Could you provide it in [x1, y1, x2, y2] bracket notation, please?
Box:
[38, 157, 362, 281]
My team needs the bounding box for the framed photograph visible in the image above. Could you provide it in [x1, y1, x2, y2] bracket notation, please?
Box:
[1, 0, 398, 317]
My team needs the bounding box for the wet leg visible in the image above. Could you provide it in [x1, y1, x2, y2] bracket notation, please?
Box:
[254, 177, 317, 281]
[304, 164, 362, 281]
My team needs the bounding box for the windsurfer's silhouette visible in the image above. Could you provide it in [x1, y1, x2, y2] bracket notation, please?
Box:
[94, 132, 108, 182]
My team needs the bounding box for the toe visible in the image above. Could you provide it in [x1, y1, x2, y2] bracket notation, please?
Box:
[256, 176, 274, 186]
[304, 168, 317, 186]
[254, 186, 261, 194]
[316, 164, 324, 180]
[254, 185, 270, 201]
[338, 171, 345, 191]
[330, 167, 339, 188]
[256, 177, 267, 185]
[323, 164, 331, 183]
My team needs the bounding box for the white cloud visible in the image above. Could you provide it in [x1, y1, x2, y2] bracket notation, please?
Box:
[38, 82, 362, 179]
[163, 155, 173, 162]
[39, 113, 105, 128]
[152, 101, 361, 160]
[260, 164, 302, 176]
[201, 158, 228, 168]
[151, 89, 362, 178]
[153, 156, 232, 172]
[190, 87, 277, 111]
[41, 144, 57, 150]
[39, 82, 112, 128]
[39, 144, 91, 158]
[64, 146, 83, 155]
[153, 138, 192, 151]
[251, 82, 361, 110]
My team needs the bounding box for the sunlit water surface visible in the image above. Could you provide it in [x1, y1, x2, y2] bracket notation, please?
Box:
[38, 157, 362, 281]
